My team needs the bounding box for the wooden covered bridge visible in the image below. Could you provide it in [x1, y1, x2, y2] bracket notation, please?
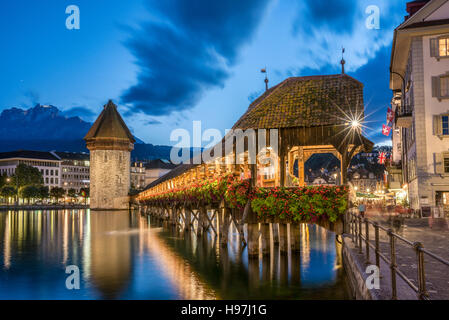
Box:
[136, 74, 373, 258]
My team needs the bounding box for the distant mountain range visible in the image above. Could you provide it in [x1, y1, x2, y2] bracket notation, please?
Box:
[0, 104, 173, 160]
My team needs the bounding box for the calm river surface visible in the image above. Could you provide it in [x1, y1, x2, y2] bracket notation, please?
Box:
[0, 210, 350, 299]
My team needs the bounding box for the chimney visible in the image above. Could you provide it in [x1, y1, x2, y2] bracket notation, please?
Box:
[405, 0, 430, 21]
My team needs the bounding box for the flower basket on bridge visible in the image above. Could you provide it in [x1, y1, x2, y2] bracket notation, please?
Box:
[141, 174, 348, 228]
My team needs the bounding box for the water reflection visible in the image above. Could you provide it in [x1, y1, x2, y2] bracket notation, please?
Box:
[0, 210, 349, 300]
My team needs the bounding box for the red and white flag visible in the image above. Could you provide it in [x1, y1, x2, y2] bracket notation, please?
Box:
[387, 108, 394, 124]
[378, 152, 386, 165]
[382, 124, 391, 136]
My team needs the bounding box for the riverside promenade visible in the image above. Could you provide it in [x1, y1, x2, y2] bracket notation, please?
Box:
[351, 208, 449, 300]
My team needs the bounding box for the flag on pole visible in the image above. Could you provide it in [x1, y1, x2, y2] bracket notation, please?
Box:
[387, 107, 395, 124]
[382, 124, 392, 136]
[378, 152, 386, 165]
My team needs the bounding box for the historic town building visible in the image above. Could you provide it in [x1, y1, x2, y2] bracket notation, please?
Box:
[0, 150, 62, 188]
[390, 0, 449, 214]
[130, 162, 146, 190]
[144, 159, 177, 186]
[56, 152, 90, 192]
[84, 100, 135, 210]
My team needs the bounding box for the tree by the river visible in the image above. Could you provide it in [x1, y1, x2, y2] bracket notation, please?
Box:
[12, 164, 44, 189]
[50, 187, 66, 203]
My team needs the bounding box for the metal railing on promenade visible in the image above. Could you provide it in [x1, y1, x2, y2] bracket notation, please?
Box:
[345, 209, 449, 300]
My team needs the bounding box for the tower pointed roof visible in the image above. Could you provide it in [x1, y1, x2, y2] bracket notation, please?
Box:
[84, 100, 135, 143]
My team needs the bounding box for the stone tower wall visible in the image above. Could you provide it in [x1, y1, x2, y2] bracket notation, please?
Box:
[90, 149, 131, 210]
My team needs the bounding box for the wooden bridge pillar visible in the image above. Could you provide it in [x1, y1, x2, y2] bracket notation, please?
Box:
[260, 223, 270, 256]
[195, 208, 203, 237]
[184, 209, 191, 232]
[290, 224, 301, 253]
[219, 208, 231, 246]
[247, 223, 259, 259]
[199, 207, 208, 234]
[279, 224, 288, 255]
[272, 223, 279, 245]
[170, 208, 176, 225]
[174, 208, 179, 226]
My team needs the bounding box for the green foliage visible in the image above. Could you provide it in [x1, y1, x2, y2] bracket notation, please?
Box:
[141, 175, 348, 224]
[20, 185, 40, 202]
[38, 186, 49, 200]
[0, 173, 8, 189]
[0, 185, 16, 198]
[67, 188, 77, 198]
[50, 187, 66, 201]
[12, 164, 44, 188]
[251, 186, 348, 223]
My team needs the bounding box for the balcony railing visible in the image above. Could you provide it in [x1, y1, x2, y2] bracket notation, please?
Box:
[395, 104, 412, 128]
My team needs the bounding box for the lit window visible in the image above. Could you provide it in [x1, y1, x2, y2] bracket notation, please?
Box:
[441, 76, 449, 98]
[439, 38, 449, 57]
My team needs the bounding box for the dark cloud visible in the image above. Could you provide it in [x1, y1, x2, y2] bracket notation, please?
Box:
[293, 0, 357, 35]
[121, 0, 270, 116]
[63, 106, 96, 121]
[146, 119, 162, 125]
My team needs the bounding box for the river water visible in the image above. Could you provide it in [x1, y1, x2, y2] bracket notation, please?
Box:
[0, 210, 350, 299]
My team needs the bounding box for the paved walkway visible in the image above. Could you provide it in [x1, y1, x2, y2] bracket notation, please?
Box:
[357, 210, 449, 300]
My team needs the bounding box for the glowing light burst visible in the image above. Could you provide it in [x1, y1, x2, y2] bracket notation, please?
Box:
[326, 95, 380, 151]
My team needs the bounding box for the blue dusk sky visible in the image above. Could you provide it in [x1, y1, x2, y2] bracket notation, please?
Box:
[0, 0, 407, 146]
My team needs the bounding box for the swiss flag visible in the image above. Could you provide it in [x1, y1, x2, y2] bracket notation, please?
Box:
[378, 152, 386, 165]
[387, 108, 395, 124]
[382, 124, 392, 136]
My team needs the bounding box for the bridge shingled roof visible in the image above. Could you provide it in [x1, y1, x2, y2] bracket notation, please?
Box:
[233, 74, 363, 130]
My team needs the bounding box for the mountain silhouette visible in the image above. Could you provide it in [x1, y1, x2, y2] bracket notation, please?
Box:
[0, 104, 172, 160]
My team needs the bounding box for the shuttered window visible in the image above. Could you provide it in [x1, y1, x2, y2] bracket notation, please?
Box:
[443, 116, 449, 135]
[441, 76, 449, 98]
[430, 36, 449, 58]
[432, 75, 449, 99]
[433, 115, 449, 136]
[444, 157, 449, 173]
[440, 38, 449, 57]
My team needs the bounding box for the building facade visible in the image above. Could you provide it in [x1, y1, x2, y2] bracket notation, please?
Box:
[391, 0, 449, 215]
[131, 162, 146, 190]
[0, 150, 62, 188]
[349, 169, 384, 195]
[56, 152, 90, 192]
[84, 100, 135, 210]
[144, 159, 177, 186]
